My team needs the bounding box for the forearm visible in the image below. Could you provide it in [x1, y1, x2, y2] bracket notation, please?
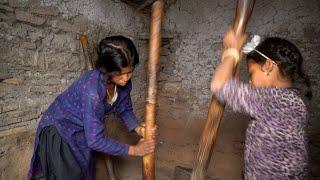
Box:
[87, 134, 129, 156]
[211, 29, 247, 93]
[211, 55, 237, 93]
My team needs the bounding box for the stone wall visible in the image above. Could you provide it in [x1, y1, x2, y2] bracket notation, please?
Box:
[0, 0, 150, 132]
[0, 0, 319, 179]
[0, 0, 150, 179]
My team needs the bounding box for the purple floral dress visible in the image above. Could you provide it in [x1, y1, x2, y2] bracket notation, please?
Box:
[215, 79, 308, 180]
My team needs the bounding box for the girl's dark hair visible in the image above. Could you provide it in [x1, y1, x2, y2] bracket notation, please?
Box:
[246, 37, 312, 99]
[96, 35, 139, 76]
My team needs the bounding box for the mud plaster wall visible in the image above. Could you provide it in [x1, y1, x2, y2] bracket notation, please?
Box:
[0, 0, 319, 179]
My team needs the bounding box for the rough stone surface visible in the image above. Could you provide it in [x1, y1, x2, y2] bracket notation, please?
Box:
[8, 0, 28, 8]
[0, 0, 319, 179]
[0, 0, 8, 4]
[15, 10, 46, 25]
[29, 1, 59, 16]
[0, 4, 14, 12]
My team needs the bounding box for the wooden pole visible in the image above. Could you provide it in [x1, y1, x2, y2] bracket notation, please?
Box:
[142, 1, 164, 180]
[190, 1, 255, 179]
[80, 35, 94, 71]
[233, 0, 255, 77]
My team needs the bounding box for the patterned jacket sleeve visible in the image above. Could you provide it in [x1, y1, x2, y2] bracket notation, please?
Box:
[214, 78, 271, 119]
[82, 86, 129, 156]
[115, 81, 139, 132]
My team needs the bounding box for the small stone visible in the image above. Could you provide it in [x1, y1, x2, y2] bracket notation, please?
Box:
[24, 98, 41, 108]
[44, 52, 70, 70]
[159, 72, 182, 81]
[50, 34, 77, 51]
[8, 0, 28, 8]
[72, 16, 90, 33]
[42, 33, 53, 47]
[2, 77, 24, 85]
[20, 42, 36, 50]
[1, 104, 18, 113]
[15, 10, 46, 25]
[29, 5, 59, 16]
[9, 23, 28, 38]
[0, 4, 14, 12]
[29, 85, 57, 93]
[49, 19, 80, 33]
[0, 147, 8, 157]
[29, 30, 43, 42]
[163, 82, 182, 94]
[0, 0, 8, 4]
[0, 11, 16, 25]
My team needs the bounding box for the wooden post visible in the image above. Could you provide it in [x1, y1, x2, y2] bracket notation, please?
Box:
[190, 1, 255, 179]
[142, 1, 164, 180]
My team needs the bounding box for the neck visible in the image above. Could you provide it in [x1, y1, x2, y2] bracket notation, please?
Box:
[107, 83, 116, 99]
[273, 77, 292, 88]
[107, 82, 115, 89]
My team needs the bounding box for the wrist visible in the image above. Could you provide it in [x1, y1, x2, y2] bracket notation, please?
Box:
[134, 126, 142, 135]
[128, 145, 135, 156]
[221, 48, 240, 67]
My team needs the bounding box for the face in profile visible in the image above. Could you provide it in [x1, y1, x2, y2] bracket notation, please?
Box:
[110, 67, 133, 86]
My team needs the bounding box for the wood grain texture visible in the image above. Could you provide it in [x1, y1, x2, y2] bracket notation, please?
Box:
[80, 35, 94, 71]
[142, 1, 164, 180]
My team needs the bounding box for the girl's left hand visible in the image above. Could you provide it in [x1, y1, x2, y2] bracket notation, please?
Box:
[135, 122, 158, 139]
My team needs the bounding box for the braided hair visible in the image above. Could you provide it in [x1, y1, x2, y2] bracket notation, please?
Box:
[246, 37, 312, 99]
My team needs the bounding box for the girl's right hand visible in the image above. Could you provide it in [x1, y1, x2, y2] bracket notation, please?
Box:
[128, 138, 156, 156]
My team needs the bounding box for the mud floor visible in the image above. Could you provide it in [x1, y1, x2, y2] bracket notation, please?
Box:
[94, 98, 250, 180]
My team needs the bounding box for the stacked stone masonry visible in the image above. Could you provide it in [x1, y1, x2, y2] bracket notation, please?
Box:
[0, 0, 319, 179]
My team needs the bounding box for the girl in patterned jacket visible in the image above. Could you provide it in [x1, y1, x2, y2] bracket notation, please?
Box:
[211, 30, 311, 179]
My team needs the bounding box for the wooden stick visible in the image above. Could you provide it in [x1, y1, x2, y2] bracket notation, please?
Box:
[80, 35, 94, 71]
[233, 0, 255, 77]
[190, 1, 255, 179]
[142, 1, 164, 180]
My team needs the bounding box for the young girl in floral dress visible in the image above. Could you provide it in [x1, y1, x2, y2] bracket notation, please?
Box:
[211, 30, 311, 179]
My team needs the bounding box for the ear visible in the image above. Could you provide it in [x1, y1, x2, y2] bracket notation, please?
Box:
[261, 59, 274, 73]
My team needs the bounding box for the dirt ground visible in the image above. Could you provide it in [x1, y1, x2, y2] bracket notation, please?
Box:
[95, 100, 250, 180]
[0, 131, 35, 180]
[1, 101, 319, 179]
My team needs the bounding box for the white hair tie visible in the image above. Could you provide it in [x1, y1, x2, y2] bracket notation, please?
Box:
[243, 35, 261, 54]
[243, 35, 277, 65]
